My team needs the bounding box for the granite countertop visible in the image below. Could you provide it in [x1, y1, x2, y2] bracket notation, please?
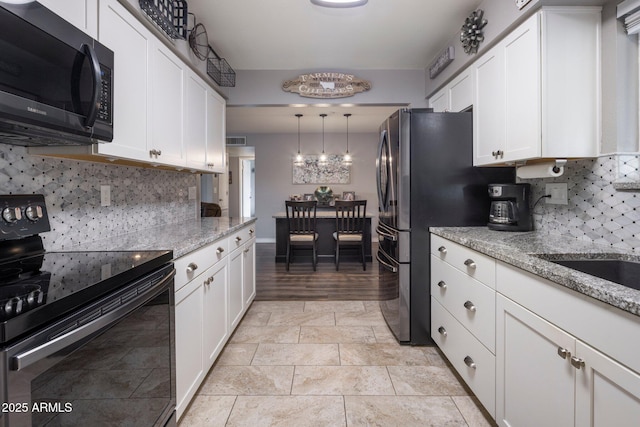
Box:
[430, 227, 640, 317]
[70, 217, 257, 258]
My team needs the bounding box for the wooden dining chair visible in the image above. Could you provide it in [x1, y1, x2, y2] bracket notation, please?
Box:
[285, 200, 318, 271]
[333, 200, 367, 271]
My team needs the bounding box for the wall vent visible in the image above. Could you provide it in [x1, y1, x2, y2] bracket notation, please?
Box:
[226, 136, 246, 146]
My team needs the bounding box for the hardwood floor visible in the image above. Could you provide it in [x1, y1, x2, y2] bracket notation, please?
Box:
[256, 243, 394, 301]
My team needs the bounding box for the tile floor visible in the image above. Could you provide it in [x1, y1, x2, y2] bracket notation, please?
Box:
[179, 300, 496, 427]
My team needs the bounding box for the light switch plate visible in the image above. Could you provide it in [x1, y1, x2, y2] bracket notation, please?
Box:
[516, 0, 532, 9]
[100, 185, 111, 207]
[545, 183, 568, 205]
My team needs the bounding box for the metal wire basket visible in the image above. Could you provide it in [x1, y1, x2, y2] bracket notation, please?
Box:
[207, 47, 236, 87]
[139, 0, 188, 39]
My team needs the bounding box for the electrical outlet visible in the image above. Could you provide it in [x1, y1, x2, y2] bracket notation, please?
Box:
[188, 186, 197, 200]
[100, 185, 111, 207]
[545, 183, 568, 205]
[515, 0, 532, 9]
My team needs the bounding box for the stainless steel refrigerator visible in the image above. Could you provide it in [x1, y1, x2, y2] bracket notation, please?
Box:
[376, 108, 514, 345]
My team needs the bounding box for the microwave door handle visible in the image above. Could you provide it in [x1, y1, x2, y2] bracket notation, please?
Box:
[82, 43, 101, 128]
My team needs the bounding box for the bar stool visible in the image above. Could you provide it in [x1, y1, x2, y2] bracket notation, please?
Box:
[333, 200, 367, 271]
[285, 200, 318, 271]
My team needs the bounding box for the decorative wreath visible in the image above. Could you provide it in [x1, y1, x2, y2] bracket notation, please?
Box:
[460, 9, 488, 54]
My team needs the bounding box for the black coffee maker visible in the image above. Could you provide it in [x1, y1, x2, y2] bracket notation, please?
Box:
[487, 183, 533, 231]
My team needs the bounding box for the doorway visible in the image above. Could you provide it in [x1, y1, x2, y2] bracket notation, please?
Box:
[241, 158, 255, 217]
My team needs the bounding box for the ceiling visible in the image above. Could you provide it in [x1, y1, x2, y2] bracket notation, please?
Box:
[186, 0, 483, 135]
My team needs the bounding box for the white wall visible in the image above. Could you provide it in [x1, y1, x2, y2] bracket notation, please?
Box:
[248, 132, 379, 241]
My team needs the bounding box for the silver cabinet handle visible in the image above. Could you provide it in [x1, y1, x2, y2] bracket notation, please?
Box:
[216, 247, 225, 255]
[464, 300, 476, 312]
[570, 356, 585, 370]
[204, 278, 211, 286]
[557, 347, 571, 360]
[437, 326, 447, 336]
[235, 236, 242, 243]
[186, 262, 198, 273]
[438, 246, 447, 254]
[464, 259, 477, 269]
[249, 229, 255, 234]
[464, 356, 476, 369]
[437, 281, 447, 289]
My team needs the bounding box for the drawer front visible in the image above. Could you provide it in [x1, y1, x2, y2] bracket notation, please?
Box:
[229, 225, 255, 252]
[431, 297, 496, 417]
[431, 234, 496, 288]
[174, 237, 228, 291]
[431, 255, 496, 352]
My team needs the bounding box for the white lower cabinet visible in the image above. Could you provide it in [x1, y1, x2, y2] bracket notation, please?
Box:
[175, 224, 256, 420]
[243, 240, 256, 306]
[431, 233, 640, 426]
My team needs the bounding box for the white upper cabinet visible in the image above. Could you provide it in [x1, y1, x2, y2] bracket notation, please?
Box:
[185, 71, 209, 171]
[206, 89, 226, 173]
[37, 0, 98, 38]
[428, 68, 473, 113]
[474, 7, 601, 166]
[97, 0, 151, 162]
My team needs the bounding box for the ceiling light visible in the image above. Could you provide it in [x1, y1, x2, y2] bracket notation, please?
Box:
[310, 0, 368, 8]
[343, 113, 352, 166]
[294, 114, 304, 166]
[319, 114, 328, 165]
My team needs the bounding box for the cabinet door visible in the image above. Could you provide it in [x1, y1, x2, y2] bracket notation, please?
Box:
[37, 0, 97, 37]
[150, 43, 185, 166]
[184, 71, 208, 170]
[97, 0, 151, 161]
[175, 279, 204, 419]
[242, 240, 256, 306]
[428, 87, 448, 112]
[206, 89, 226, 173]
[449, 70, 473, 112]
[229, 247, 244, 329]
[503, 14, 541, 162]
[473, 49, 505, 166]
[203, 261, 229, 368]
[496, 295, 575, 427]
[575, 341, 640, 427]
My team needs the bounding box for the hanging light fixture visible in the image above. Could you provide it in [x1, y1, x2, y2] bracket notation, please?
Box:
[319, 113, 328, 165]
[343, 113, 352, 166]
[294, 113, 304, 166]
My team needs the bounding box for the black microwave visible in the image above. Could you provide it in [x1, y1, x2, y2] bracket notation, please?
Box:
[0, 1, 113, 146]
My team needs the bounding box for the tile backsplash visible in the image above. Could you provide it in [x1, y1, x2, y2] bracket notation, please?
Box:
[0, 143, 198, 250]
[526, 154, 640, 252]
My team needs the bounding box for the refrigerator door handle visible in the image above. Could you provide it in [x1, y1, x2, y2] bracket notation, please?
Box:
[376, 224, 397, 241]
[376, 250, 398, 273]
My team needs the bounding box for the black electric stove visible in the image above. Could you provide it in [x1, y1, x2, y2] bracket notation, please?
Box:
[0, 194, 172, 345]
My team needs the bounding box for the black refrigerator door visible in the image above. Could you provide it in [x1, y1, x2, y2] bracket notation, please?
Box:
[376, 125, 394, 226]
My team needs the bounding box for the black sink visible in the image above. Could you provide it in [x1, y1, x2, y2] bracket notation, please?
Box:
[550, 259, 640, 291]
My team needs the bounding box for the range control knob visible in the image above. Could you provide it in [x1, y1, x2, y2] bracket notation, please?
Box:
[2, 207, 22, 224]
[25, 205, 43, 222]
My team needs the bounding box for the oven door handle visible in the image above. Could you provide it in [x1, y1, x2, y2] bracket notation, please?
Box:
[376, 250, 398, 273]
[10, 269, 175, 371]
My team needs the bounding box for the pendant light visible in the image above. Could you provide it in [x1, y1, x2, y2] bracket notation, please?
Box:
[319, 113, 328, 165]
[343, 113, 352, 166]
[294, 113, 304, 166]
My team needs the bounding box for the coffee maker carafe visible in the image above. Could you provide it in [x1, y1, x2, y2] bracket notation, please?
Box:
[488, 183, 532, 231]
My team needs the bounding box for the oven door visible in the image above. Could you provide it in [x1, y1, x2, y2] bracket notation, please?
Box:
[377, 247, 410, 343]
[1, 265, 176, 427]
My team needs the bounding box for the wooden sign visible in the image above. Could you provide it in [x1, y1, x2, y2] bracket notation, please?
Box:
[282, 72, 371, 99]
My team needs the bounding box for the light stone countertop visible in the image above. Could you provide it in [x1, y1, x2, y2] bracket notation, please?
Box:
[69, 217, 257, 259]
[429, 227, 640, 317]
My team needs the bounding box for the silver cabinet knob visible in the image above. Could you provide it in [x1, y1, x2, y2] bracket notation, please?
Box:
[186, 262, 198, 273]
[437, 326, 447, 336]
[464, 356, 476, 369]
[570, 356, 585, 370]
[235, 236, 242, 243]
[464, 259, 477, 269]
[243, 248, 250, 254]
[437, 246, 447, 254]
[557, 347, 571, 360]
[216, 247, 225, 254]
[437, 281, 447, 289]
[249, 229, 255, 234]
[207, 163, 214, 168]
[464, 300, 476, 312]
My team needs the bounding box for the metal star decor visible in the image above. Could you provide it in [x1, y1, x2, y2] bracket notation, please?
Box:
[460, 9, 488, 54]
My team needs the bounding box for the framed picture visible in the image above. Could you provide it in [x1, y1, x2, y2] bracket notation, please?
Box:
[303, 193, 315, 201]
[342, 191, 355, 201]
